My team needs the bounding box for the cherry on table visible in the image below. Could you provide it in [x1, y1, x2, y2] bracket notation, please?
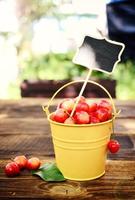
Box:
[26, 157, 41, 170]
[14, 155, 27, 169]
[5, 162, 20, 177]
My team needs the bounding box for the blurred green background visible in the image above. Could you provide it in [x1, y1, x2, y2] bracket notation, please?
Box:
[0, 0, 135, 100]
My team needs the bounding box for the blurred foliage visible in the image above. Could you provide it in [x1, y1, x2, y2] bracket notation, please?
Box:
[15, 0, 101, 82]
[8, 82, 21, 99]
[20, 51, 86, 80]
[20, 52, 135, 100]
[20, 51, 114, 81]
[91, 70, 112, 80]
[4, 0, 135, 100]
[113, 60, 135, 99]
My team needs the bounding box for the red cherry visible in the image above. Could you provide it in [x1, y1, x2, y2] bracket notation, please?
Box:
[75, 96, 86, 103]
[108, 140, 120, 153]
[64, 117, 75, 124]
[26, 157, 40, 170]
[5, 162, 20, 177]
[96, 108, 110, 122]
[98, 100, 113, 120]
[107, 110, 113, 120]
[98, 99, 112, 113]
[50, 112, 55, 121]
[53, 109, 69, 123]
[75, 102, 89, 113]
[14, 155, 27, 169]
[90, 111, 97, 118]
[58, 99, 75, 114]
[88, 102, 97, 113]
[74, 111, 90, 124]
[90, 116, 100, 124]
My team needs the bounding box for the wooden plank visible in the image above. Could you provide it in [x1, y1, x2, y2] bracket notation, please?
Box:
[0, 160, 135, 178]
[0, 104, 56, 119]
[0, 99, 56, 119]
[0, 134, 54, 158]
[0, 119, 50, 135]
[1, 99, 135, 119]
[115, 119, 135, 134]
[0, 134, 134, 160]
[0, 161, 135, 200]
[1, 118, 135, 135]
[0, 99, 135, 199]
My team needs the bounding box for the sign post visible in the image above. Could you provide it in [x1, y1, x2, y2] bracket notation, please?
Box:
[70, 35, 125, 117]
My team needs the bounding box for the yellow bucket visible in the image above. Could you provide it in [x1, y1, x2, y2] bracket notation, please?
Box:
[43, 80, 119, 181]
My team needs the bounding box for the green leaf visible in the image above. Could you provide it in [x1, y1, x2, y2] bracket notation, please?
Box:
[32, 162, 66, 182]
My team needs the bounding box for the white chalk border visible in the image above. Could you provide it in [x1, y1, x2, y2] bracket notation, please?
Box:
[72, 35, 125, 74]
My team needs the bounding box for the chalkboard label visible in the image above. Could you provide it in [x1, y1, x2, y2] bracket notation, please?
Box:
[73, 35, 125, 74]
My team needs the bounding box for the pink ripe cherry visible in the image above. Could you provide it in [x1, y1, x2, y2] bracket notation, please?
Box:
[96, 108, 110, 122]
[14, 155, 27, 169]
[98, 99, 112, 113]
[5, 162, 20, 177]
[74, 111, 90, 124]
[59, 99, 75, 114]
[75, 102, 89, 113]
[90, 116, 100, 124]
[75, 96, 86, 103]
[26, 157, 41, 170]
[64, 117, 75, 124]
[88, 102, 97, 113]
[50, 112, 55, 121]
[53, 109, 69, 123]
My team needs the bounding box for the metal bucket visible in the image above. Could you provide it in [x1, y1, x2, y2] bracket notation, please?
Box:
[43, 80, 118, 181]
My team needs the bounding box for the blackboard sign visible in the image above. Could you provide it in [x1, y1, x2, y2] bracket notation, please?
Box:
[73, 35, 125, 74]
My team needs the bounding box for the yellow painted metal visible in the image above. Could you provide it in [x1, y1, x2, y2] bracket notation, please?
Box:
[42, 80, 118, 181]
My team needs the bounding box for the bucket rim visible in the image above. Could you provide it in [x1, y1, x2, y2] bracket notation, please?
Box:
[48, 112, 115, 127]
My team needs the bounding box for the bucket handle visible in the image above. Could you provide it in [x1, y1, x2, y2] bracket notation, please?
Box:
[42, 80, 118, 117]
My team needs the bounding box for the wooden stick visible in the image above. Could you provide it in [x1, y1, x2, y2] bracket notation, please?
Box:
[70, 69, 92, 117]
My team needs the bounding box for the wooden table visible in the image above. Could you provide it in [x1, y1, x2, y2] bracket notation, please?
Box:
[0, 99, 135, 200]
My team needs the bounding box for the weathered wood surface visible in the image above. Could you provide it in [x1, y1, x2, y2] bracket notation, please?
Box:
[0, 99, 135, 199]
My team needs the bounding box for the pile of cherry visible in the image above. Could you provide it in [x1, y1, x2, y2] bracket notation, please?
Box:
[51, 96, 120, 153]
[51, 96, 112, 124]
